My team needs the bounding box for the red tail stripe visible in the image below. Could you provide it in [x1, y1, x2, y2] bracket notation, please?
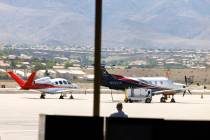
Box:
[7, 71, 25, 87]
[23, 72, 36, 88]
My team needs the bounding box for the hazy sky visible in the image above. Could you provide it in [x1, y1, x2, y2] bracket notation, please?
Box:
[1, 0, 210, 49]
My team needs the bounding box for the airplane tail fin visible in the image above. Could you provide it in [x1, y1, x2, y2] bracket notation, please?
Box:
[23, 72, 36, 89]
[7, 71, 25, 88]
[101, 66, 110, 76]
[101, 66, 123, 79]
[7, 71, 36, 89]
[100, 66, 119, 87]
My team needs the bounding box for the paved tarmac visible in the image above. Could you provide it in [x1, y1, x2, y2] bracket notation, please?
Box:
[0, 91, 210, 140]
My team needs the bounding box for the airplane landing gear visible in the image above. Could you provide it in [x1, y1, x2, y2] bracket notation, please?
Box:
[59, 95, 64, 99]
[160, 97, 166, 103]
[170, 95, 175, 103]
[40, 94, 45, 99]
[124, 89, 129, 103]
[160, 95, 175, 103]
[170, 98, 175, 103]
[69, 94, 74, 99]
[128, 99, 133, 103]
[124, 98, 128, 103]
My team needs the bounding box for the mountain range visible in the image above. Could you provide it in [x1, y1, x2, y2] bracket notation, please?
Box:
[1, 0, 210, 49]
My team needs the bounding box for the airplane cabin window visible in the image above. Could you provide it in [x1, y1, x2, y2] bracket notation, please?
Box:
[63, 81, 67, 84]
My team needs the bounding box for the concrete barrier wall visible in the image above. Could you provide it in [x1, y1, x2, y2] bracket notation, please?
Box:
[39, 115, 210, 140]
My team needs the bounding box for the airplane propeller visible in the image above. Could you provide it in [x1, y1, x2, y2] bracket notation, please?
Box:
[183, 75, 193, 97]
[183, 89, 192, 97]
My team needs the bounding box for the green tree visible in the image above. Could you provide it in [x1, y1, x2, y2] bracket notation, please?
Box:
[44, 70, 50, 76]
[10, 60, 17, 69]
[0, 73, 9, 80]
[32, 62, 46, 71]
[46, 60, 56, 69]
[64, 61, 73, 69]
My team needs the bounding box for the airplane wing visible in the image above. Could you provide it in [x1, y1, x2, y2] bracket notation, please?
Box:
[153, 89, 210, 95]
[118, 76, 161, 89]
[115, 75, 140, 85]
[152, 89, 184, 95]
[53, 88, 78, 93]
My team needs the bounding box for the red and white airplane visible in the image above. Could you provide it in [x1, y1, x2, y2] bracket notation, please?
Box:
[7, 71, 79, 99]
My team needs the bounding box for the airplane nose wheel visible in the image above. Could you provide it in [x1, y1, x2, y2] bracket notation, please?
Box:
[69, 94, 74, 99]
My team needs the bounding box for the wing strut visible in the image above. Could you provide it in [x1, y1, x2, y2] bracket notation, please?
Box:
[124, 89, 128, 102]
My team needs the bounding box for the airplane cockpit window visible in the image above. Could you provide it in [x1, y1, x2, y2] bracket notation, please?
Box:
[63, 80, 67, 84]
[55, 82, 58, 85]
[59, 81, 63, 85]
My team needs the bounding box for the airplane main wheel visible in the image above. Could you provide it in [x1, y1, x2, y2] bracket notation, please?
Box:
[40, 94, 45, 99]
[170, 98, 175, 103]
[59, 95, 64, 99]
[128, 99, 133, 103]
[124, 98, 128, 103]
[145, 98, 152, 103]
[160, 97, 166, 103]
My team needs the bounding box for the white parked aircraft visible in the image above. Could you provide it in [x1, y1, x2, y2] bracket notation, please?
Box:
[100, 67, 197, 103]
[7, 71, 79, 99]
[129, 76, 193, 103]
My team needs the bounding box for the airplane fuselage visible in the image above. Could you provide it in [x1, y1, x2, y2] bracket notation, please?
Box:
[136, 77, 185, 95]
[7, 71, 79, 99]
[22, 78, 79, 94]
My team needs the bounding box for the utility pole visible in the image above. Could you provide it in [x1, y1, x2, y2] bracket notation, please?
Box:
[93, 0, 102, 117]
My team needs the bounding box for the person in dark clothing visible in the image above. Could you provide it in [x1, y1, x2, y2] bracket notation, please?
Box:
[110, 102, 128, 118]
